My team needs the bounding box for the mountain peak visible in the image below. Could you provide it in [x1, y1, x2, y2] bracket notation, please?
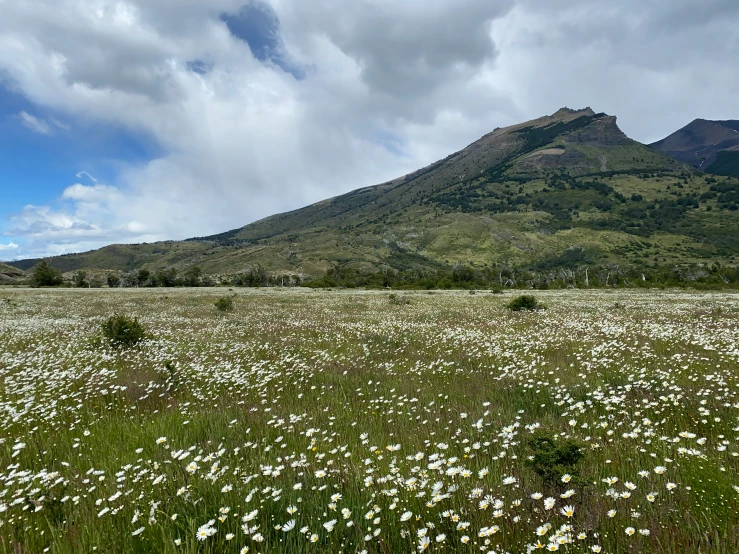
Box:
[552, 106, 595, 118]
[651, 117, 739, 171]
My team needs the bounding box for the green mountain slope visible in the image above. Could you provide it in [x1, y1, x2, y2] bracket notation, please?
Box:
[705, 148, 739, 177]
[7, 107, 739, 279]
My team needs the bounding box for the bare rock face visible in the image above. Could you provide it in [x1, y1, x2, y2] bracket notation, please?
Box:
[564, 115, 631, 147]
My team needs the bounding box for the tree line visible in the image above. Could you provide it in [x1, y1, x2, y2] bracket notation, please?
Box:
[28, 259, 739, 290]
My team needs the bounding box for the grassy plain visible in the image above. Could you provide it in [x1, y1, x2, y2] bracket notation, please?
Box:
[1, 288, 738, 553]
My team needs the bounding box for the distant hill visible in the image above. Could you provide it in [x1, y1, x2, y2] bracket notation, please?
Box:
[6, 107, 739, 280]
[0, 262, 25, 284]
[650, 119, 739, 175]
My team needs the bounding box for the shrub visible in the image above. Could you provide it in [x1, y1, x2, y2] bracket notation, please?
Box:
[389, 293, 411, 305]
[507, 295, 546, 311]
[73, 270, 88, 288]
[215, 296, 235, 312]
[525, 432, 584, 487]
[101, 314, 146, 348]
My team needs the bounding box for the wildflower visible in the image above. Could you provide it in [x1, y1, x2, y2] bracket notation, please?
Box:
[323, 519, 337, 532]
[625, 527, 636, 536]
[560, 505, 574, 517]
[282, 520, 296, 532]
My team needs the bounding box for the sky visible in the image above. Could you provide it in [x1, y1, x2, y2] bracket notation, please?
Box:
[1, 0, 738, 261]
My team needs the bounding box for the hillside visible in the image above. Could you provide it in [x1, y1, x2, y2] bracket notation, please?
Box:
[0, 262, 25, 284]
[7, 107, 739, 281]
[650, 119, 739, 175]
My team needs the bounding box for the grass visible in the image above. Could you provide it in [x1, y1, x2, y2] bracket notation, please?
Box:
[0, 288, 738, 553]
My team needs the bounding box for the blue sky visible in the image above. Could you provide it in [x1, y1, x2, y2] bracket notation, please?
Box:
[0, 83, 163, 257]
[1, 0, 738, 262]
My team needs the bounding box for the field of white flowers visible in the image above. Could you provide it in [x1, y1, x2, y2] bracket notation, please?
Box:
[0, 288, 738, 553]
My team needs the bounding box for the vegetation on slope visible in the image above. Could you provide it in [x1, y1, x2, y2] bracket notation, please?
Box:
[6, 108, 739, 286]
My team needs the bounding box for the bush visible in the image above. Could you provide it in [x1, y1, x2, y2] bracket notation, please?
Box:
[101, 314, 146, 348]
[215, 296, 235, 312]
[507, 294, 546, 311]
[525, 432, 585, 487]
[388, 293, 411, 305]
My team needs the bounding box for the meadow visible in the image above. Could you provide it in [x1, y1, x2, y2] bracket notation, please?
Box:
[0, 288, 738, 553]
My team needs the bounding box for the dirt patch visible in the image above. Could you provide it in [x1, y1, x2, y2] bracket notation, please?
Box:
[526, 148, 565, 158]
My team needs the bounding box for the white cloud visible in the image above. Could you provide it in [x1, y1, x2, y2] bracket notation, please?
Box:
[18, 111, 52, 135]
[1, 0, 738, 258]
[0, 242, 19, 252]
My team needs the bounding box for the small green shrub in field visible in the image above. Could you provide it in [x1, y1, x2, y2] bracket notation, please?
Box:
[215, 295, 235, 312]
[101, 314, 146, 348]
[507, 294, 545, 312]
[388, 293, 411, 305]
[525, 432, 584, 487]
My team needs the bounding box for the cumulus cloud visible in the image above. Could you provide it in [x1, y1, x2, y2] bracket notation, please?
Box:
[0, 0, 738, 258]
[0, 242, 19, 252]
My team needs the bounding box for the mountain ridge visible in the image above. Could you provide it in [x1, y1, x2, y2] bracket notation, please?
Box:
[5, 107, 739, 282]
[650, 118, 739, 173]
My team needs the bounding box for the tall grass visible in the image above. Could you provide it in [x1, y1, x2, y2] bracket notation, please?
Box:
[0, 289, 737, 553]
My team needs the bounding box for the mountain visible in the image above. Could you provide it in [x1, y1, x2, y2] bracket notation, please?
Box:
[650, 119, 739, 175]
[6, 107, 739, 280]
[0, 262, 25, 284]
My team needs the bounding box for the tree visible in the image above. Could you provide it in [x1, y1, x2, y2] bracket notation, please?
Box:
[73, 270, 88, 288]
[137, 269, 151, 287]
[31, 260, 62, 287]
[106, 273, 121, 288]
[183, 266, 202, 287]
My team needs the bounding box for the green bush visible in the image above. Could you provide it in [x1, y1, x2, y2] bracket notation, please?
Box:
[525, 432, 584, 487]
[215, 296, 235, 312]
[388, 293, 411, 305]
[507, 294, 546, 311]
[101, 314, 146, 348]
